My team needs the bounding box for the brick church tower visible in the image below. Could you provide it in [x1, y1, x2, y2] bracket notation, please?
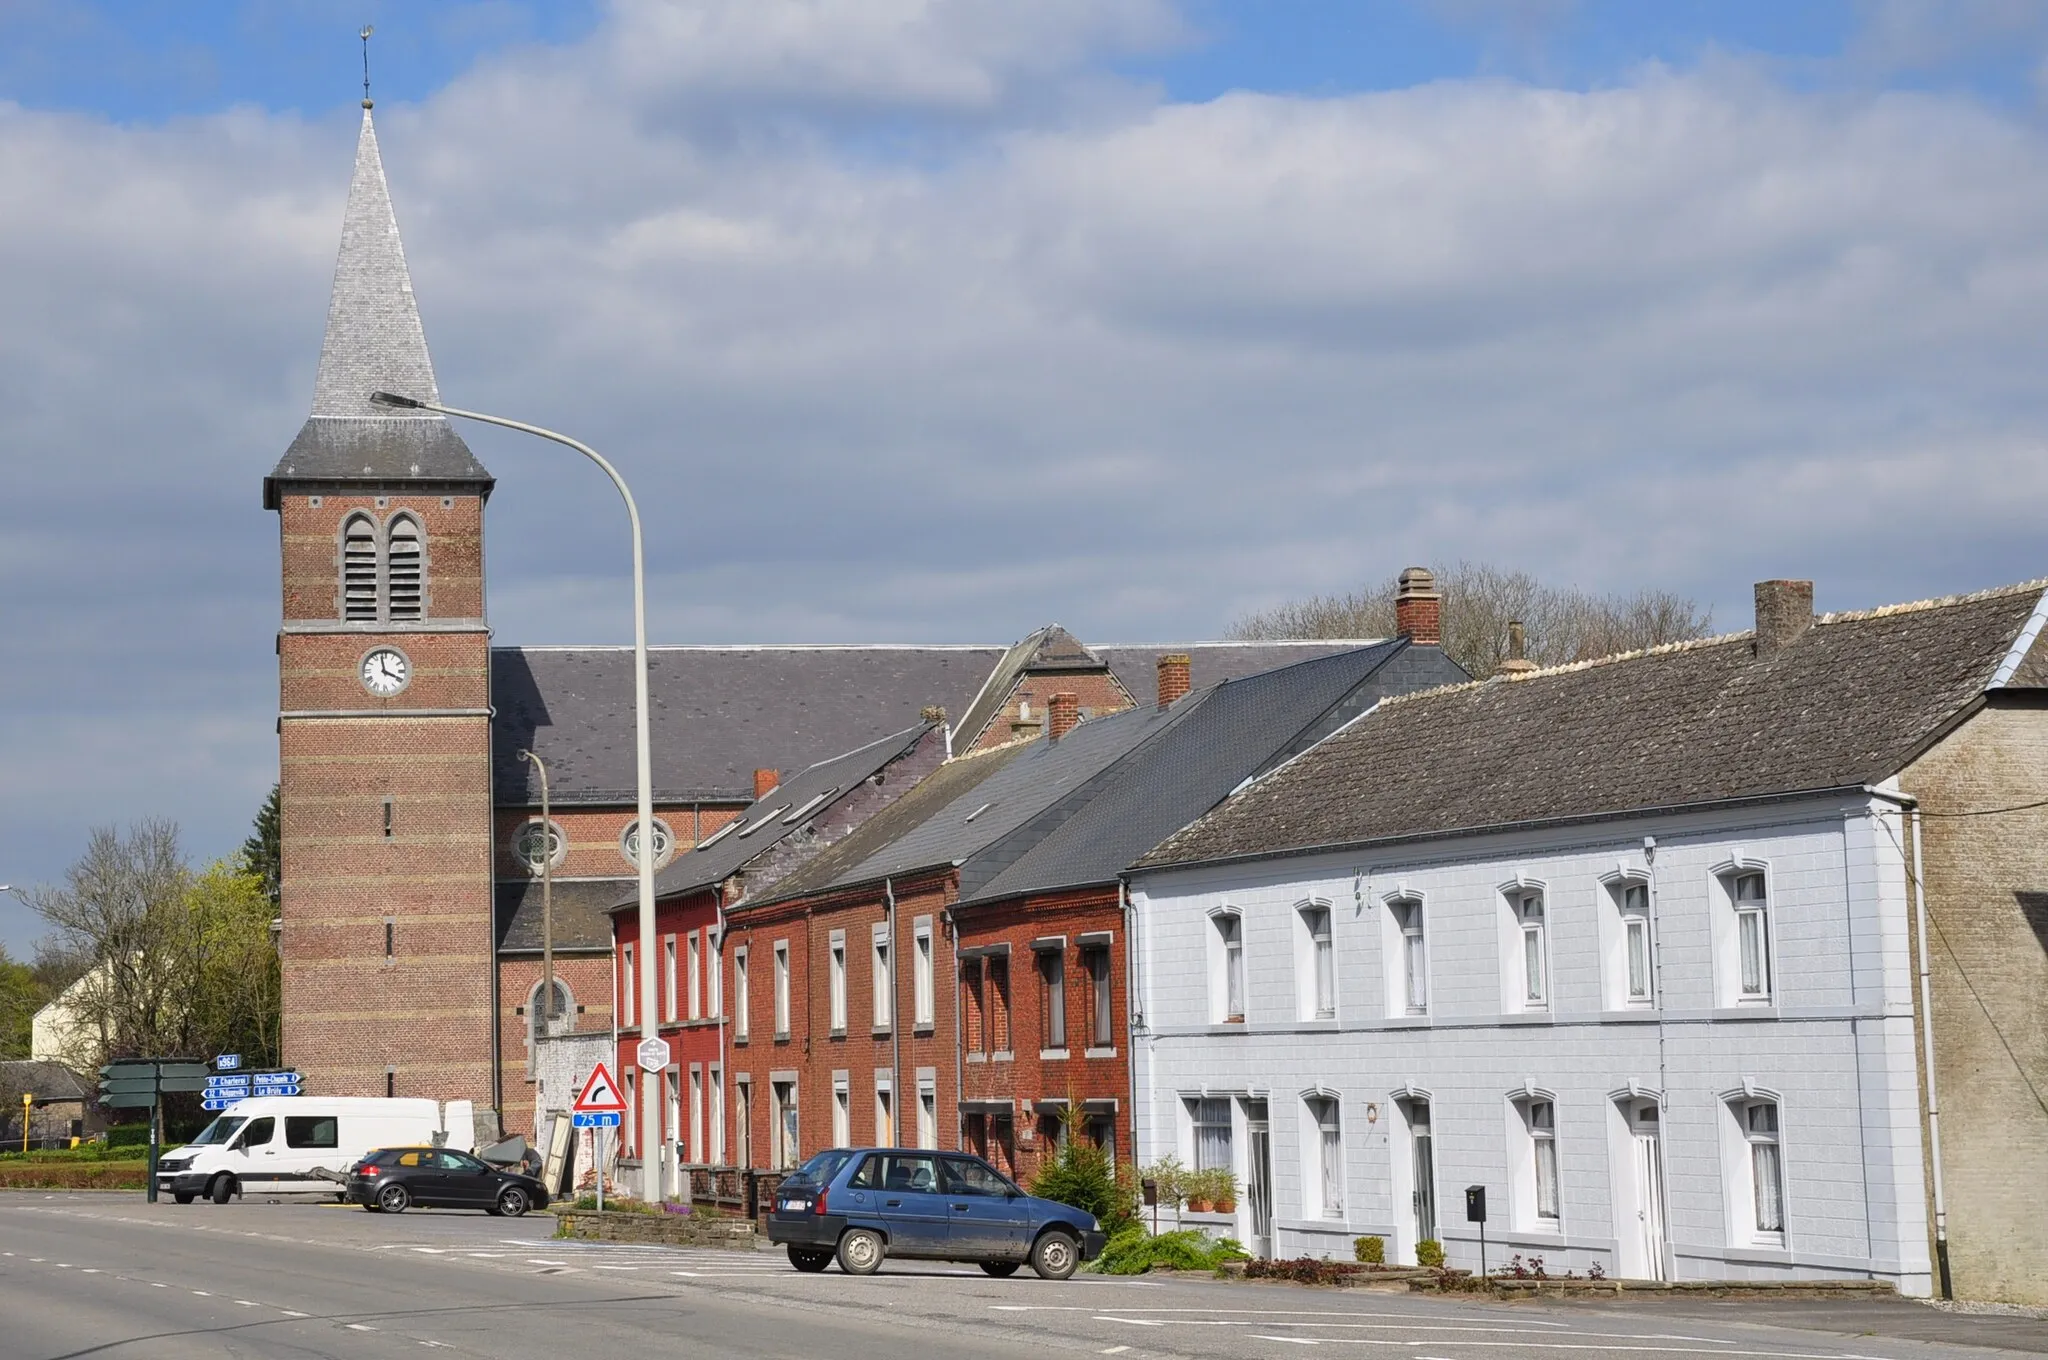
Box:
[264, 105, 498, 1119]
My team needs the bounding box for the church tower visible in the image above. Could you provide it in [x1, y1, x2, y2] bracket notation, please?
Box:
[265, 105, 497, 1119]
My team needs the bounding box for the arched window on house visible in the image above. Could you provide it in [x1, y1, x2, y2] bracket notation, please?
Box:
[524, 977, 574, 1076]
[385, 514, 424, 620]
[341, 513, 380, 620]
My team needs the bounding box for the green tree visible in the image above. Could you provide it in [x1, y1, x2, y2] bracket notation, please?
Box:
[0, 945, 42, 1060]
[240, 784, 281, 910]
[1228, 560, 1712, 679]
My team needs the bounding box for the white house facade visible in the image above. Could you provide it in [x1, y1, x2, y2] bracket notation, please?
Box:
[1126, 576, 2048, 1300]
[1129, 792, 1931, 1290]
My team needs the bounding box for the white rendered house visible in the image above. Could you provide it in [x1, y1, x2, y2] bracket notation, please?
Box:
[1128, 577, 2048, 1298]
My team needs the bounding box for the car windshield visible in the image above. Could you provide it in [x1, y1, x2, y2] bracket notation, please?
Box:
[187, 1116, 246, 1146]
[787, 1149, 858, 1185]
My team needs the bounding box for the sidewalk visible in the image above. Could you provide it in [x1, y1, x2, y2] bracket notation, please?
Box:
[1547, 1293, 2048, 1355]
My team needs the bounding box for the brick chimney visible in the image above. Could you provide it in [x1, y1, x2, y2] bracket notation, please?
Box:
[1009, 695, 1043, 741]
[1753, 579, 1814, 659]
[1395, 567, 1442, 645]
[1156, 653, 1191, 710]
[1047, 692, 1081, 742]
[753, 768, 780, 799]
[1494, 620, 1538, 679]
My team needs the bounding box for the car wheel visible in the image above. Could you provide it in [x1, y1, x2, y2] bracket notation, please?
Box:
[495, 1186, 530, 1218]
[1030, 1230, 1079, 1281]
[377, 1183, 411, 1214]
[209, 1176, 235, 1206]
[979, 1261, 1021, 1278]
[172, 1192, 196, 1205]
[788, 1247, 832, 1273]
[836, 1227, 885, 1276]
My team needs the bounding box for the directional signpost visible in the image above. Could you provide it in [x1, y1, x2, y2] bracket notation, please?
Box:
[572, 1062, 628, 1213]
[200, 1068, 301, 1110]
[96, 1060, 212, 1201]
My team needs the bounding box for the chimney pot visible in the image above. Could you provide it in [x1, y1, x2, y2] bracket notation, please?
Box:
[1753, 579, 1815, 659]
[1156, 653, 1192, 709]
[1047, 692, 1081, 742]
[753, 768, 780, 800]
[1494, 620, 1538, 678]
[1395, 567, 1442, 646]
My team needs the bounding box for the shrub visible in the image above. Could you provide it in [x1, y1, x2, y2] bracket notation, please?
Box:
[107, 1124, 153, 1148]
[1353, 1235, 1385, 1265]
[1091, 1227, 1250, 1276]
[1245, 1256, 1360, 1285]
[1031, 1139, 1138, 1237]
[1139, 1154, 1186, 1208]
[1415, 1239, 1445, 1268]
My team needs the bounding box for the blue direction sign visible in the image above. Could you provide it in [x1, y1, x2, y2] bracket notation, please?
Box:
[215, 1054, 242, 1071]
[571, 1111, 623, 1129]
[206, 1075, 251, 1089]
[200, 1097, 241, 1111]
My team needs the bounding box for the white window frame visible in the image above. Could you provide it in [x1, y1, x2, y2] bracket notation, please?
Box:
[1036, 943, 1067, 1055]
[662, 934, 677, 1023]
[1084, 941, 1114, 1052]
[621, 943, 635, 1028]
[733, 946, 750, 1041]
[772, 1077, 799, 1170]
[1188, 1095, 1233, 1173]
[709, 1065, 724, 1165]
[1719, 1089, 1788, 1245]
[1303, 1092, 1345, 1219]
[912, 916, 935, 1027]
[1734, 871, 1773, 1002]
[874, 1072, 894, 1147]
[1209, 909, 1246, 1025]
[688, 1066, 702, 1163]
[707, 928, 722, 1017]
[917, 1079, 938, 1149]
[773, 939, 791, 1038]
[828, 929, 848, 1034]
[1710, 859, 1778, 1007]
[1506, 1088, 1563, 1231]
[832, 1071, 851, 1147]
[687, 931, 702, 1020]
[1600, 874, 1656, 1009]
[1497, 879, 1551, 1012]
[625, 1069, 638, 1156]
[872, 922, 893, 1031]
[1296, 901, 1336, 1021]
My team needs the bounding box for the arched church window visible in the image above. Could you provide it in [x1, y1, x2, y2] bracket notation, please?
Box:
[620, 818, 675, 870]
[513, 818, 567, 873]
[385, 514, 424, 620]
[341, 513, 380, 620]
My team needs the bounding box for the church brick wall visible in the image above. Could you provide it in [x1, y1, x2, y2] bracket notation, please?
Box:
[280, 630, 490, 713]
[278, 493, 484, 622]
[496, 952, 618, 1141]
[491, 804, 744, 882]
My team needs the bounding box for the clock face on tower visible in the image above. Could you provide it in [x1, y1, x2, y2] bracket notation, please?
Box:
[359, 646, 412, 697]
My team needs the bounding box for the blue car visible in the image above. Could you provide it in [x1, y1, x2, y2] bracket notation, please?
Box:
[767, 1148, 1105, 1279]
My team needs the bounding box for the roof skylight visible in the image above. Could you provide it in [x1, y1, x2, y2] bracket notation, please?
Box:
[782, 789, 839, 824]
[737, 804, 792, 837]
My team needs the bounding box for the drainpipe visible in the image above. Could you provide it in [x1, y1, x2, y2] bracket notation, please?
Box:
[1907, 804, 1954, 1300]
[716, 882, 729, 1169]
[1122, 877, 1139, 1170]
[886, 878, 901, 1146]
[1644, 835, 1673, 1283]
[946, 908, 965, 1152]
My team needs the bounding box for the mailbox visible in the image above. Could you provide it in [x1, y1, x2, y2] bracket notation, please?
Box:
[1141, 1178, 1159, 1208]
[1465, 1185, 1487, 1224]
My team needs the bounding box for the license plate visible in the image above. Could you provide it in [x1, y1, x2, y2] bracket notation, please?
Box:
[780, 1199, 803, 1212]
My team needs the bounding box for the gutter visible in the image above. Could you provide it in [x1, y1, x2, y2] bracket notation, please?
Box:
[1142, 784, 1877, 878]
[1122, 877, 1140, 1169]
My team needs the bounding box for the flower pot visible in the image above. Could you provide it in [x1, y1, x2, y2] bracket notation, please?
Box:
[1213, 1197, 1236, 1213]
[1186, 1197, 1213, 1213]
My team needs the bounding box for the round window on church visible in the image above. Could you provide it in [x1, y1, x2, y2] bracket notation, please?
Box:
[619, 818, 675, 870]
[513, 819, 566, 873]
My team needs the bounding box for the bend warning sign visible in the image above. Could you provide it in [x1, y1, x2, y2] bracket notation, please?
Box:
[573, 1061, 628, 1113]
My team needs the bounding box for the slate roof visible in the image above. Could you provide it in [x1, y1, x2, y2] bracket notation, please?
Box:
[631, 722, 939, 904]
[1143, 581, 2048, 871]
[0, 1061, 88, 1102]
[265, 108, 489, 506]
[495, 879, 631, 953]
[961, 641, 1465, 907]
[492, 647, 998, 805]
[745, 640, 1463, 911]
[1093, 642, 1384, 713]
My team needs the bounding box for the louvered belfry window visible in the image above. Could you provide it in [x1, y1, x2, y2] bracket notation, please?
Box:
[385, 516, 423, 620]
[342, 514, 380, 620]
[338, 511, 427, 621]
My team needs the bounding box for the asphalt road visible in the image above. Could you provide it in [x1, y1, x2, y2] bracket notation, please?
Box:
[2, 1193, 2042, 1360]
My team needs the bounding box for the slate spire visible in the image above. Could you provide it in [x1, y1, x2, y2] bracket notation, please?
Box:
[311, 107, 440, 419]
[265, 106, 488, 507]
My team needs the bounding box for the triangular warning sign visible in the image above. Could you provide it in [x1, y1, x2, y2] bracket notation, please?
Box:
[573, 1061, 628, 1113]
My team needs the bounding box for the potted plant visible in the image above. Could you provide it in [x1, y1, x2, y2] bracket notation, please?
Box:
[1142, 1155, 1187, 1212]
[1184, 1167, 1216, 1214]
[1210, 1168, 1238, 1215]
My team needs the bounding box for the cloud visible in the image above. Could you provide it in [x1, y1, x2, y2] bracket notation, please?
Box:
[6, 1, 2048, 944]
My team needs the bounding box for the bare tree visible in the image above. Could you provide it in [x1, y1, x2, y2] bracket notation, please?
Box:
[1228, 561, 1712, 678]
[21, 823, 280, 1070]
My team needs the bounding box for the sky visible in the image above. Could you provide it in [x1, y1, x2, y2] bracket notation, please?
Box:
[6, 0, 2048, 952]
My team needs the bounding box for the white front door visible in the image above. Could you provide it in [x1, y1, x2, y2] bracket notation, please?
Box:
[1630, 1104, 1668, 1282]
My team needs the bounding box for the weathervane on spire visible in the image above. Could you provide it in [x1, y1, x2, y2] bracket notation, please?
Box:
[360, 25, 374, 109]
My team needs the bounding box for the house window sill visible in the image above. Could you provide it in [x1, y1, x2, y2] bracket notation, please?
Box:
[1501, 1011, 1554, 1025]
[872, 1027, 894, 1040]
[991, 1051, 1013, 1063]
[828, 1028, 846, 1039]
[1085, 1047, 1116, 1059]
[914, 1023, 935, 1037]
[773, 1033, 790, 1044]
[1040, 1049, 1070, 1062]
[967, 1052, 987, 1064]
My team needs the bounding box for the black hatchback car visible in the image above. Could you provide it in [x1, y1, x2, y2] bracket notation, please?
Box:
[346, 1147, 550, 1217]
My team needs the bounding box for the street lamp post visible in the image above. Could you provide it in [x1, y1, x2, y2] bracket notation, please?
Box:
[515, 750, 558, 1038]
[372, 390, 665, 1204]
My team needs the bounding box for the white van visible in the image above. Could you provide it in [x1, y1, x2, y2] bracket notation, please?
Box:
[155, 1097, 475, 1204]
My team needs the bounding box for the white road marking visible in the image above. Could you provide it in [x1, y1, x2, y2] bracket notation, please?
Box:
[191, 1290, 210, 1296]
[280, 1310, 309, 1317]
[1254, 1339, 1320, 1348]
[1100, 1349, 1131, 1355]
[346, 1323, 377, 1331]
[1243, 1340, 1883, 1358]
[235, 1299, 259, 1306]
[150, 1283, 166, 1288]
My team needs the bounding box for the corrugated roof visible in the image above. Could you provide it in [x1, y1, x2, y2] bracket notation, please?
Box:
[1143, 581, 2048, 871]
